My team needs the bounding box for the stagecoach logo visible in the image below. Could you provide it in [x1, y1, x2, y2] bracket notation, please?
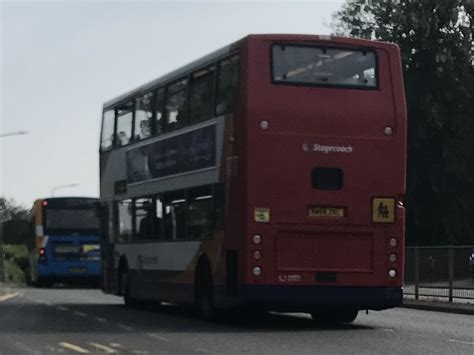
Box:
[302, 143, 353, 154]
[137, 254, 159, 271]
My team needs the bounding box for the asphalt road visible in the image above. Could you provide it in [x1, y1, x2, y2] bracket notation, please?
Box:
[0, 287, 473, 355]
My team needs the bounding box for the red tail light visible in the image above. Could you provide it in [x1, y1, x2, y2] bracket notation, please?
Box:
[39, 248, 46, 256]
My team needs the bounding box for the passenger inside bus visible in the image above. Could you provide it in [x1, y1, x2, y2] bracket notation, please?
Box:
[139, 203, 161, 239]
[117, 131, 129, 146]
[136, 118, 151, 140]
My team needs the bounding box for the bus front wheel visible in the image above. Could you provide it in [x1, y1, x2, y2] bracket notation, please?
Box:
[310, 308, 358, 324]
[120, 270, 138, 307]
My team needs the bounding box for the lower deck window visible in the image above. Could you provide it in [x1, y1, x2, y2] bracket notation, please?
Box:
[187, 185, 214, 240]
[117, 199, 132, 243]
[134, 197, 163, 240]
[115, 184, 223, 243]
[164, 191, 187, 240]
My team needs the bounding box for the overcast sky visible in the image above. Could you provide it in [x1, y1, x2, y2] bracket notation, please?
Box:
[1, 0, 343, 207]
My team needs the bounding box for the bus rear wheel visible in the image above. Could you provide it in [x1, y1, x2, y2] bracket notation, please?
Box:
[310, 308, 358, 324]
[195, 266, 216, 320]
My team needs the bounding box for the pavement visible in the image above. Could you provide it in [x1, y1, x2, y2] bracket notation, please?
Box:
[0, 286, 473, 354]
[402, 297, 474, 315]
[0, 283, 19, 303]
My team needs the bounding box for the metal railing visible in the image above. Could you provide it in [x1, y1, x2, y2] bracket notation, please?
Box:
[404, 246, 474, 302]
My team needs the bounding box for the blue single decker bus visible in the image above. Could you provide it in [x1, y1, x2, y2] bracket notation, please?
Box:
[28, 197, 101, 286]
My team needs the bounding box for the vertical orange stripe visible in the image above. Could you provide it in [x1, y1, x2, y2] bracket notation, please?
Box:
[34, 200, 44, 249]
[35, 199, 43, 226]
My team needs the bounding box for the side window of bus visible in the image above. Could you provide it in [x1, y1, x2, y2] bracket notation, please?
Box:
[134, 197, 155, 241]
[189, 66, 216, 124]
[154, 87, 165, 135]
[134, 92, 153, 142]
[165, 78, 188, 132]
[117, 199, 133, 243]
[155, 197, 164, 240]
[163, 191, 186, 240]
[216, 55, 240, 115]
[100, 110, 115, 151]
[115, 101, 134, 146]
[187, 185, 214, 240]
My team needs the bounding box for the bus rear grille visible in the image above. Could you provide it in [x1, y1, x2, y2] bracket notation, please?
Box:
[276, 231, 373, 272]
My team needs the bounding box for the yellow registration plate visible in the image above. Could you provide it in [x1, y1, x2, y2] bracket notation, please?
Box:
[309, 206, 345, 218]
[68, 268, 86, 273]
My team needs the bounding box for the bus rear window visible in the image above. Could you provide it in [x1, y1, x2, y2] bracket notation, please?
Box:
[272, 45, 377, 89]
[45, 208, 99, 234]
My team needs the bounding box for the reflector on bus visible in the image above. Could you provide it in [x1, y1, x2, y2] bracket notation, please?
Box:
[254, 208, 270, 223]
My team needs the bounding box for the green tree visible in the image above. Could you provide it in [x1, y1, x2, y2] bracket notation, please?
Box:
[334, 0, 474, 245]
[0, 198, 31, 282]
[0, 198, 30, 244]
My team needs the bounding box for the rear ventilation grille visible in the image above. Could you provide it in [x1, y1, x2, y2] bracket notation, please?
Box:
[311, 167, 343, 190]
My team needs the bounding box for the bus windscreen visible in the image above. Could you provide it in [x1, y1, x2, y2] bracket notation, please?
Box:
[272, 45, 377, 88]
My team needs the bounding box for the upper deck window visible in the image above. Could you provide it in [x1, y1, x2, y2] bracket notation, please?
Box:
[190, 66, 215, 123]
[154, 87, 165, 135]
[216, 55, 240, 115]
[100, 110, 115, 151]
[115, 101, 134, 146]
[272, 45, 377, 89]
[165, 78, 188, 131]
[134, 92, 154, 142]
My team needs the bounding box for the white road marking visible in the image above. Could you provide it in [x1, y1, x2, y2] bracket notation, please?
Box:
[195, 347, 210, 353]
[88, 342, 118, 353]
[95, 316, 108, 323]
[109, 343, 123, 348]
[45, 345, 56, 352]
[14, 341, 40, 354]
[146, 333, 170, 342]
[0, 292, 19, 303]
[57, 306, 69, 312]
[118, 323, 133, 331]
[73, 311, 88, 317]
[448, 339, 474, 345]
[381, 328, 395, 333]
[36, 299, 52, 306]
[59, 342, 90, 353]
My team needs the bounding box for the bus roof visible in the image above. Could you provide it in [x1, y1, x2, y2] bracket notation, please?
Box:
[103, 39, 241, 110]
[34, 197, 98, 204]
[102, 34, 396, 110]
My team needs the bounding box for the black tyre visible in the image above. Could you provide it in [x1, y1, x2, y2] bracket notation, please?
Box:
[120, 270, 138, 308]
[311, 308, 358, 324]
[33, 277, 52, 288]
[195, 264, 216, 320]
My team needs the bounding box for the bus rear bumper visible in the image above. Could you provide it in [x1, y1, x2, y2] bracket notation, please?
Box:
[240, 285, 402, 312]
[38, 262, 101, 281]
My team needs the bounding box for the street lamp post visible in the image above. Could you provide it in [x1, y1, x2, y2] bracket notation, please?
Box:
[0, 130, 29, 283]
[51, 183, 79, 197]
[0, 131, 29, 138]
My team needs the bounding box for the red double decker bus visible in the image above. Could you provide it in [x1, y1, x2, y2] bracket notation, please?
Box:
[99, 34, 406, 323]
